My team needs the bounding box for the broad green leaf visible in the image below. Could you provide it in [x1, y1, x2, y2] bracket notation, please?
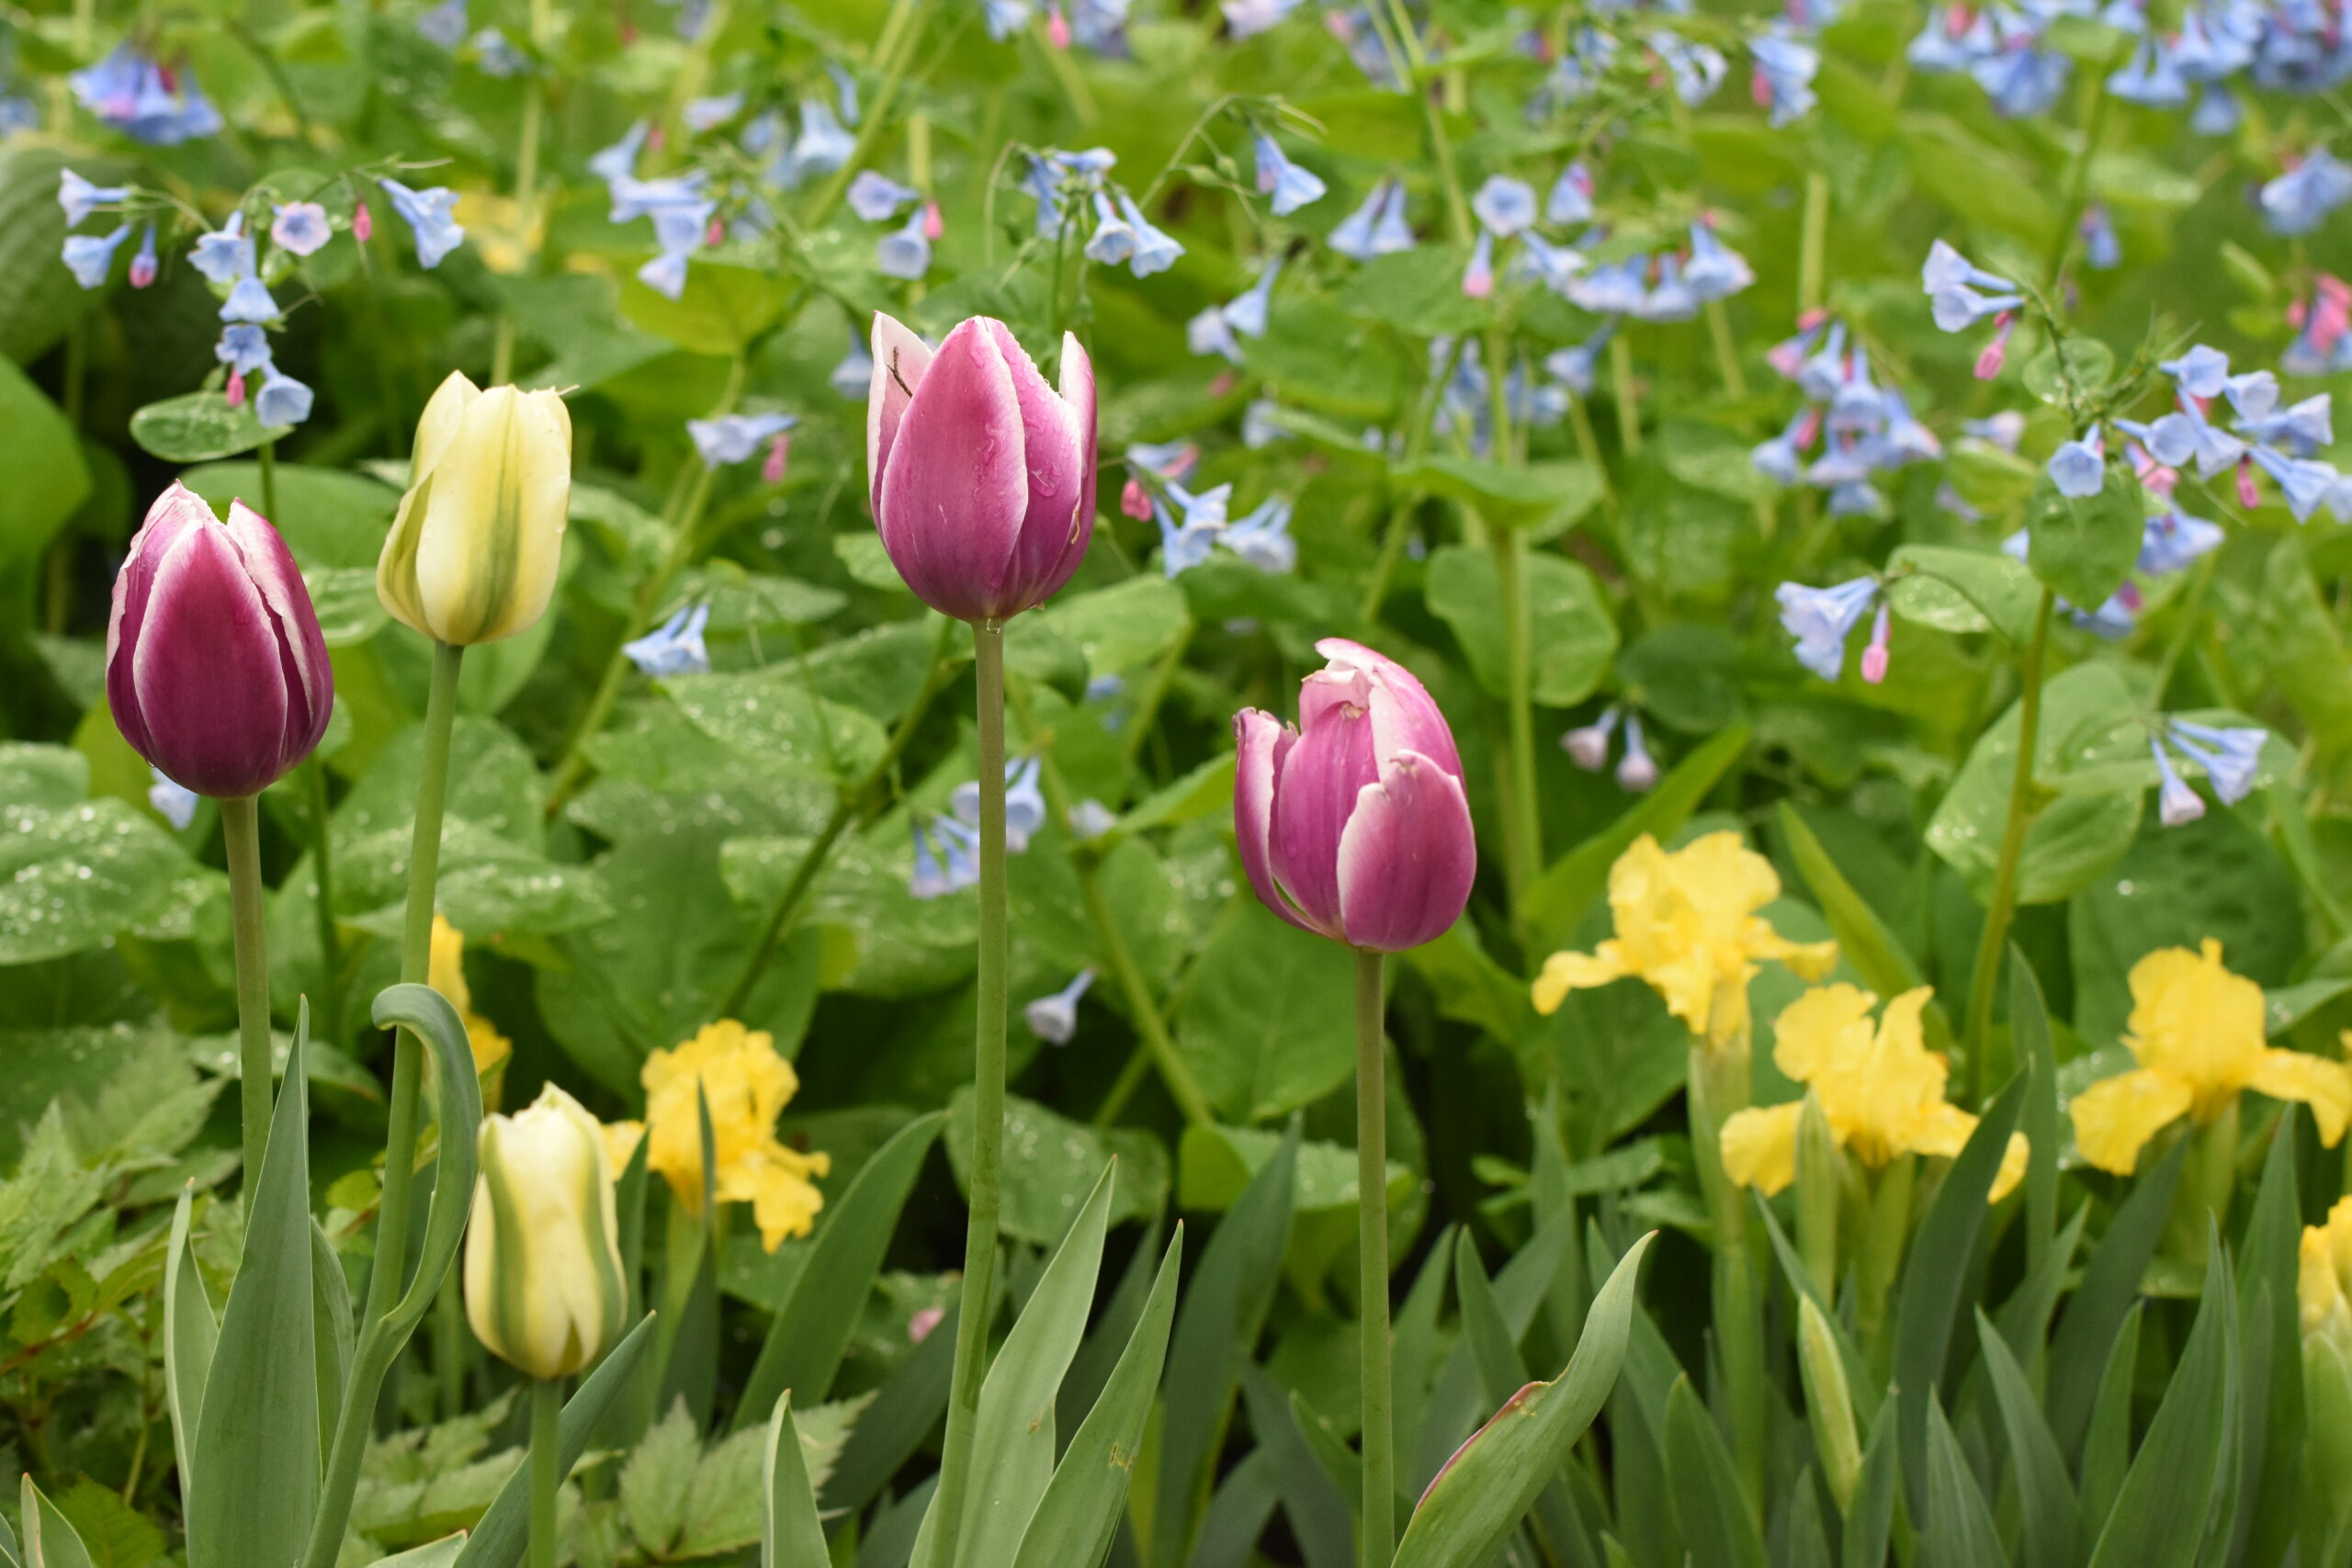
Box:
[1118, 753, 1235, 836]
[179, 462, 400, 570]
[622, 1403, 698, 1554]
[2014, 953, 2062, 1275]
[129, 391, 292, 463]
[1012, 1229, 1184, 1568]
[452, 1314, 658, 1568]
[736, 1110, 946, 1429]
[1396, 455, 1604, 537]
[1035, 575, 1191, 680]
[0, 799, 194, 964]
[1522, 724, 1750, 953]
[2020, 338, 2118, 404]
[617, 261, 786, 354]
[1925, 663, 2143, 906]
[1337, 246, 1487, 336]
[2049, 1140, 2185, 1453]
[1392, 1233, 1655, 1568]
[19, 1477, 95, 1568]
[0, 147, 107, 367]
[0, 743, 86, 811]
[163, 1188, 216, 1502]
[2085, 1247, 2237, 1568]
[365, 1540, 466, 1568]
[1886, 543, 2041, 645]
[0, 355, 90, 567]
[1923, 1401, 2005, 1568]
[662, 669, 888, 783]
[1975, 1311, 2078, 1568]
[1893, 1073, 2024, 1519]
[1423, 545, 1617, 707]
[1151, 1126, 1297, 1568]
[1176, 898, 1359, 1122]
[761, 1395, 830, 1568]
[187, 1023, 317, 1568]
[944, 1088, 1166, 1245]
[918, 1166, 1117, 1568]
[2025, 469, 2143, 612]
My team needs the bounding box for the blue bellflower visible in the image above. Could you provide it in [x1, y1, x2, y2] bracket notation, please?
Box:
[1253, 132, 1326, 214]
[1775, 576, 1879, 680]
[688, 412, 798, 467]
[379, 178, 466, 267]
[622, 603, 713, 677]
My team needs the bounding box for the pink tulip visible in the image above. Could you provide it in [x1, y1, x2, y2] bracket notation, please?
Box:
[106, 481, 333, 798]
[867, 312, 1097, 623]
[1234, 637, 1476, 953]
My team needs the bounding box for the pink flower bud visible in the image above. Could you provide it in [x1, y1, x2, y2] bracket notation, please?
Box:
[1233, 638, 1476, 953]
[106, 482, 334, 798]
[1860, 603, 1891, 684]
[1974, 314, 2014, 380]
[762, 431, 790, 483]
[225, 369, 245, 408]
[353, 198, 371, 243]
[706, 217, 724, 247]
[1046, 4, 1071, 46]
[866, 311, 1097, 623]
[909, 1304, 945, 1344]
[923, 200, 944, 241]
[1120, 475, 1153, 519]
[2238, 457, 2261, 509]
[1209, 370, 1238, 397]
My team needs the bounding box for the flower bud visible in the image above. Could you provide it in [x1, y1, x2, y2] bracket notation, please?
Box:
[1233, 637, 1476, 953]
[866, 312, 1096, 623]
[105, 481, 333, 798]
[377, 371, 572, 646]
[1797, 1293, 1862, 1511]
[464, 1085, 628, 1380]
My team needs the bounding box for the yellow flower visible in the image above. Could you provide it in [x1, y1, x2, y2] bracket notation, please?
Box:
[1719, 984, 2028, 1201]
[2069, 939, 2352, 1176]
[1532, 832, 1838, 1048]
[427, 914, 513, 1078]
[638, 1021, 831, 1252]
[2305, 1197, 2352, 1344]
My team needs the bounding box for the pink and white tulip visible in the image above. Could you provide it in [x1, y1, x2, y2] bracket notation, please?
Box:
[1234, 638, 1476, 953]
[106, 481, 333, 798]
[866, 311, 1097, 623]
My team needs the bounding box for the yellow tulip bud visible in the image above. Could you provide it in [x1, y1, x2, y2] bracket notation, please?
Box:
[465, 1085, 627, 1380]
[377, 371, 572, 646]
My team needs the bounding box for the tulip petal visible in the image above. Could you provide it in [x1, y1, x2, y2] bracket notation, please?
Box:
[413, 386, 572, 643]
[866, 310, 933, 489]
[106, 482, 214, 761]
[2067, 1066, 2193, 1176]
[1271, 697, 1380, 939]
[221, 499, 333, 763]
[1719, 1102, 1803, 1196]
[129, 519, 289, 796]
[1234, 708, 1323, 938]
[410, 369, 481, 486]
[987, 321, 1093, 610]
[876, 317, 1031, 621]
[1314, 635, 1464, 778]
[1335, 747, 1477, 951]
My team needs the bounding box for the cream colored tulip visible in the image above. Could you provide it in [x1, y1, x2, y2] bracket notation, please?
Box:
[464, 1085, 627, 1381]
[377, 371, 572, 645]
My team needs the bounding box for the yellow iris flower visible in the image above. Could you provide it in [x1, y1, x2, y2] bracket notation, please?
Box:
[2305, 1197, 2352, 1346]
[1532, 832, 1839, 1049]
[427, 914, 514, 1080]
[1720, 984, 2029, 1201]
[603, 1021, 831, 1252]
[2069, 940, 2352, 1177]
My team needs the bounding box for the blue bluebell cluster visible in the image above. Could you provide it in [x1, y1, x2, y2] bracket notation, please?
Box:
[1922, 240, 2025, 378]
[173, 206, 318, 425]
[1775, 577, 1892, 683]
[1752, 313, 1941, 517]
[69, 46, 221, 144]
[981, 0, 1131, 53]
[2147, 717, 2267, 826]
[1136, 468, 1298, 578]
[590, 122, 715, 299]
[1560, 705, 1661, 792]
[2098, 344, 2348, 521]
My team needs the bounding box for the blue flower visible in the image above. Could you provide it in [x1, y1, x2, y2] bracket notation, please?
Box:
[1252, 132, 1326, 215]
[1329, 179, 1412, 261]
[1684, 221, 1753, 299]
[2235, 392, 2334, 455]
[2190, 85, 2241, 135]
[215, 324, 275, 376]
[1908, 6, 1996, 71]
[1881, 389, 1943, 462]
[828, 62, 862, 125]
[272, 201, 333, 257]
[1635, 254, 1699, 321]
[1117, 193, 1182, 276]
[910, 816, 981, 897]
[1652, 32, 1727, 105]
[622, 603, 713, 677]
[70, 46, 222, 144]
[1775, 577, 1878, 680]
[2138, 506, 2225, 574]
[848, 171, 922, 220]
[1472, 175, 1538, 237]
[1973, 45, 2071, 117]
[418, 0, 469, 44]
[254, 370, 314, 427]
[983, 0, 1033, 40]
[831, 333, 875, 399]
[189, 211, 254, 286]
[2261, 149, 2352, 236]
[637, 250, 689, 300]
[876, 206, 932, 279]
[2158, 344, 2231, 398]
[2248, 446, 2344, 521]
[1083, 190, 1136, 265]
[379, 178, 465, 267]
[1067, 799, 1118, 840]
[129, 224, 156, 288]
[950, 756, 1047, 852]
[1750, 26, 1820, 125]
[1242, 400, 1286, 447]
[2107, 35, 2188, 103]
[1615, 712, 1659, 791]
[1024, 968, 1096, 1043]
[588, 120, 650, 185]
[57, 169, 128, 227]
[1188, 304, 1239, 362]
[2079, 202, 2120, 268]
[2166, 719, 2267, 805]
[684, 92, 743, 131]
[1223, 257, 1281, 338]
[1560, 706, 1618, 771]
[1751, 409, 1818, 484]
[1222, 0, 1306, 35]
[1462, 231, 1496, 299]
[687, 412, 797, 467]
[2150, 737, 2206, 826]
[1222, 495, 1295, 572]
[62, 224, 130, 288]
[220, 276, 279, 323]
[1567, 256, 1649, 316]
[148, 767, 198, 829]
[1156, 483, 1230, 576]
[2047, 428, 2106, 497]
[779, 100, 855, 186]
[1545, 163, 1595, 225]
[1512, 231, 1585, 292]
[470, 28, 529, 75]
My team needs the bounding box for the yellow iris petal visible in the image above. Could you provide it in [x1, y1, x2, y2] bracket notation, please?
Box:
[637, 1021, 829, 1251]
[1532, 945, 1630, 1015]
[2067, 1067, 2195, 1177]
[2248, 1048, 2352, 1146]
[1720, 1102, 1804, 1196]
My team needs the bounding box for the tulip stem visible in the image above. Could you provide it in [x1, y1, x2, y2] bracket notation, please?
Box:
[1355, 948, 1395, 1568]
[529, 1375, 561, 1568]
[257, 439, 279, 527]
[928, 616, 1010, 1568]
[220, 795, 274, 1190]
[1962, 586, 2054, 1107]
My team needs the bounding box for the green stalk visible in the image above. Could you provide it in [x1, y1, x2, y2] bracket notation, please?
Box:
[305, 759, 342, 1042]
[529, 1375, 562, 1568]
[1355, 949, 1396, 1568]
[220, 795, 275, 1188]
[1610, 334, 1643, 456]
[2042, 65, 2115, 290]
[719, 619, 960, 1016]
[1688, 1038, 1764, 1516]
[1705, 299, 1748, 400]
[1080, 856, 1215, 1127]
[927, 617, 1011, 1568]
[545, 356, 747, 818]
[302, 640, 463, 1568]
[1962, 588, 2054, 1106]
[1797, 171, 1829, 315]
[435, 1269, 468, 1420]
[1490, 523, 1541, 928]
[258, 439, 280, 526]
[805, 0, 930, 228]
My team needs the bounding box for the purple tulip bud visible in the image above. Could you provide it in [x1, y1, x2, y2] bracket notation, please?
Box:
[105, 481, 333, 798]
[1233, 637, 1476, 953]
[866, 312, 1097, 623]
